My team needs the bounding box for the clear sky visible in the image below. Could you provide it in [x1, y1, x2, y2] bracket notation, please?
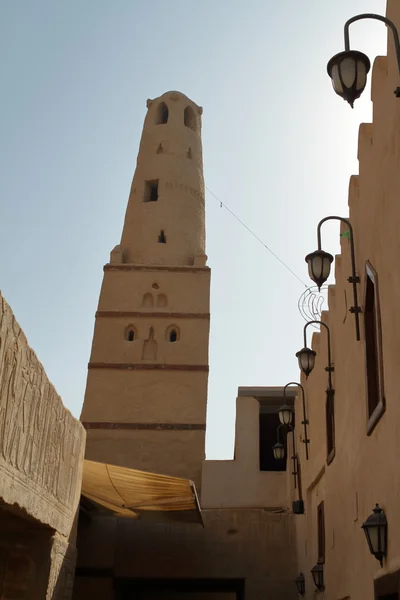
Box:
[0, 0, 387, 458]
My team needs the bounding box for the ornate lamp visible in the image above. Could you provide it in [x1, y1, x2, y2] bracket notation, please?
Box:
[296, 347, 317, 377]
[362, 504, 388, 567]
[328, 13, 400, 107]
[272, 442, 285, 461]
[311, 562, 324, 591]
[327, 50, 370, 107]
[305, 249, 334, 290]
[295, 572, 305, 595]
[278, 403, 293, 426]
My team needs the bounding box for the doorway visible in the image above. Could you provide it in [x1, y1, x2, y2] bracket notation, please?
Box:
[115, 578, 245, 600]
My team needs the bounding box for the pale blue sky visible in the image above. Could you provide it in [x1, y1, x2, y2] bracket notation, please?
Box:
[0, 0, 387, 458]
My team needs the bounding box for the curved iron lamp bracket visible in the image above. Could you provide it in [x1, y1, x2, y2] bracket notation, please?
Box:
[284, 382, 309, 460]
[317, 216, 361, 341]
[304, 321, 335, 392]
[276, 423, 298, 489]
[344, 14, 400, 81]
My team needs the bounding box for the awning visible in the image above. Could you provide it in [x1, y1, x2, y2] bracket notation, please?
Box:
[81, 459, 203, 525]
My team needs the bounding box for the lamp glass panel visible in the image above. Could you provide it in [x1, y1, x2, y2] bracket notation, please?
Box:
[366, 526, 379, 553]
[356, 60, 367, 91]
[331, 64, 343, 93]
[279, 407, 293, 425]
[340, 57, 357, 88]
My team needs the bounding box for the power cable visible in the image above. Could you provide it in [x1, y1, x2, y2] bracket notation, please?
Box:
[205, 185, 308, 288]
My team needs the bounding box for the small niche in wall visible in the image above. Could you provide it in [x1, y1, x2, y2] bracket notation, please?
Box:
[187, 147, 192, 159]
[157, 293, 167, 307]
[125, 326, 137, 342]
[144, 180, 159, 202]
[156, 143, 163, 154]
[158, 230, 166, 243]
[142, 293, 154, 308]
[166, 325, 179, 343]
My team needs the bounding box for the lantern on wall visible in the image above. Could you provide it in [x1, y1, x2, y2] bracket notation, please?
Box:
[311, 562, 324, 591]
[327, 50, 370, 107]
[272, 442, 285, 461]
[296, 347, 317, 377]
[295, 572, 305, 595]
[305, 249, 334, 291]
[362, 504, 388, 567]
[278, 404, 294, 426]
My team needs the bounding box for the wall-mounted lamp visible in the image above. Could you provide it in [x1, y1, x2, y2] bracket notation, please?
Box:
[362, 504, 388, 567]
[327, 13, 400, 107]
[272, 423, 297, 489]
[305, 216, 361, 341]
[295, 572, 305, 595]
[284, 382, 310, 460]
[296, 321, 334, 387]
[311, 561, 324, 591]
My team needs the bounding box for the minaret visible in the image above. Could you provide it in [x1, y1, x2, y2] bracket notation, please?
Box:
[80, 91, 210, 488]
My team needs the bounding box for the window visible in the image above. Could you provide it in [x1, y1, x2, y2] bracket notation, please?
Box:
[364, 262, 385, 434]
[317, 501, 325, 563]
[144, 180, 159, 202]
[184, 106, 197, 131]
[326, 389, 335, 464]
[158, 230, 166, 243]
[155, 102, 168, 124]
[125, 326, 137, 342]
[165, 325, 180, 343]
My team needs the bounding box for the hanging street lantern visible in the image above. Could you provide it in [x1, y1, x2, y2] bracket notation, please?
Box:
[328, 14, 400, 108]
[327, 50, 370, 107]
[305, 249, 334, 291]
[272, 442, 285, 461]
[278, 403, 294, 426]
[295, 572, 305, 595]
[296, 347, 317, 378]
[362, 504, 388, 567]
[311, 562, 324, 591]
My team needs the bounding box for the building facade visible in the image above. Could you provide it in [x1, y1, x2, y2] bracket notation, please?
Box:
[293, 2, 400, 599]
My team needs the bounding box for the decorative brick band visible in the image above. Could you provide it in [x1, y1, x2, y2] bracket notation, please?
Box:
[82, 422, 206, 431]
[95, 311, 210, 320]
[88, 363, 209, 372]
[104, 264, 210, 274]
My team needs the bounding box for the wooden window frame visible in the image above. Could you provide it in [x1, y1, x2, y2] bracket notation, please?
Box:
[317, 501, 325, 564]
[326, 388, 335, 465]
[364, 262, 385, 435]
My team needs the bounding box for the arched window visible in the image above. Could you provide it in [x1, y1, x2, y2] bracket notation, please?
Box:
[184, 106, 197, 131]
[125, 326, 137, 341]
[166, 325, 180, 343]
[155, 102, 169, 125]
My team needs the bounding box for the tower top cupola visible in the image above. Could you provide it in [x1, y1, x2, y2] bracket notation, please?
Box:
[119, 90, 206, 267]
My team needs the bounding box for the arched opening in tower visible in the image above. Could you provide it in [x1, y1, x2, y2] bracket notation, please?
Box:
[184, 106, 197, 131]
[155, 102, 169, 125]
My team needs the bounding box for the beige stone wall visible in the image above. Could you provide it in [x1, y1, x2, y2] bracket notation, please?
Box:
[294, 2, 400, 599]
[202, 395, 293, 509]
[74, 509, 298, 600]
[0, 292, 86, 600]
[0, 292, 86, 536]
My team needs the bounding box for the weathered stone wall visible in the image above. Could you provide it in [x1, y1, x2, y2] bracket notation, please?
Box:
[0, 291, 86, 599]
